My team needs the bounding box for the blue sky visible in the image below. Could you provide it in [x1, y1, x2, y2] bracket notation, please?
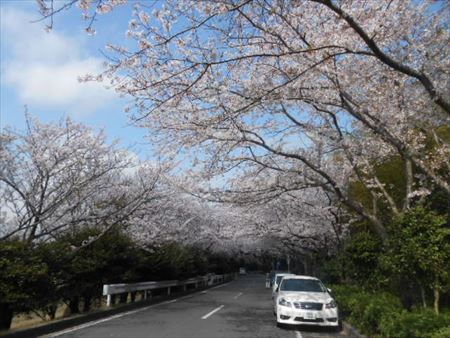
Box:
[0, 0, 152, 158]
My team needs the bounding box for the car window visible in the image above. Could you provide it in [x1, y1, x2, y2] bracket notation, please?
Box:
[280, 279, 326, 292]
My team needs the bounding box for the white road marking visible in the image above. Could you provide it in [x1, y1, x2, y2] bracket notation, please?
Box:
[295, 330, 303, 338]
[209, 282, 231, 290]
[164, 299, 177, 304]
[201, 305, 225, 319]
[40, 305, 157, 338]
[233, 292, 243, 299]
[178, 295, 194, 300]
[40, 282, 231, 337]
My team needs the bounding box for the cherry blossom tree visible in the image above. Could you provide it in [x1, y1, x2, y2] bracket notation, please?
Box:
[0, 116, 161, 244]
[35, 0, 449, 242]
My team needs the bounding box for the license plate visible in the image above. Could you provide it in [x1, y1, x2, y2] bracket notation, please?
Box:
[305, 311, 315, 319]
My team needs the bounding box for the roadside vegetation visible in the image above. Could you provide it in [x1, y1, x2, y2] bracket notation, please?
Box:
[318, 203, 450, 337]
[0, 227, 239, 330]
[1, 1, 449, 335]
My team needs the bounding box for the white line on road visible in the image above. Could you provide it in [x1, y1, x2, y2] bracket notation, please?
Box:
[233, 292, 243, 299]
[40, 283, 232, 337]
[295, 330, 303, 338]
[201, 305, 224, 319]
[40, 305, 156, 338]
[209, 282, 231, 290]
[164, 299, 177, 304]
[178, 295, 194, 300]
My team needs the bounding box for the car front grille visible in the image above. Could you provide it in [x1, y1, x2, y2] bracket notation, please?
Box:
[294, 317, 324, 323]
[293, 302, 323, 310]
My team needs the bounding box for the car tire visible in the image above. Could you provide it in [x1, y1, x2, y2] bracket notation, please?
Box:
[276, 321, 284, 328]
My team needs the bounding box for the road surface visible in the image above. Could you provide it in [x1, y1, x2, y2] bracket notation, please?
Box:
[43, 274, 348, 338]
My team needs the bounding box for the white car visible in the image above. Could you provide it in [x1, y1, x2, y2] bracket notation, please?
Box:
[272, 273, 295, 299]
[274, 275, 339, 328]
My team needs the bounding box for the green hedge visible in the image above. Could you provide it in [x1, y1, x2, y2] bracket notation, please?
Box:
[379, 310, 450, 338]
[429, 326, 450, 338]
[330, 285, 450, 337]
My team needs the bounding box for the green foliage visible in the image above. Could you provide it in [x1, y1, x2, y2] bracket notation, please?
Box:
[1, 225, 238, 330]
[358, 292, 402, 335]
[435, 125, 450, 144]
[379, 309, 450, 338]
[143, 242, 199, 280]
[332, 284, 450, 338]
[382, 207, 450, 303]
[341, 231, 383, 287]
[373, 156, 407, 213]
[348, 181, 374, 213]
[429, 325, 450, 338]
[0, 240, 53, 312]
[330, 285, 402, 335]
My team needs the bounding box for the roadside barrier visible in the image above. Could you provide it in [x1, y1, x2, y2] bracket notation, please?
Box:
[102, 274, 234, 307]
[1, 274, 235, 338]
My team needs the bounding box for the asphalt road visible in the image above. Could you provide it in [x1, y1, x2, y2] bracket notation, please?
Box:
[43, 274, 348, 338]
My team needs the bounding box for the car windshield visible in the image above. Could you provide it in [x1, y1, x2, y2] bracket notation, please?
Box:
[280, 279, 326, 292]
[276, 275, 289, 285]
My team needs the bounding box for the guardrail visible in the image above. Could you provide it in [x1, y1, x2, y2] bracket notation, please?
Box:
[103, 274, 234, 307]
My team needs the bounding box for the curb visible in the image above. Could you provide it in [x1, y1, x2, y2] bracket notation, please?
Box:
[342, 321, 367, 338]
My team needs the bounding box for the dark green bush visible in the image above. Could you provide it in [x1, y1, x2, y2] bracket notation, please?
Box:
[429, 325, 450, 338]
[359, 292, 402, 335]
[328, 284, 362, 318]
[379, 309, 450, 338]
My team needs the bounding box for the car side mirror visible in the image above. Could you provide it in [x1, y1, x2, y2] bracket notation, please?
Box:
[327, 288, 332, 293]
[276, 286, 279, 292]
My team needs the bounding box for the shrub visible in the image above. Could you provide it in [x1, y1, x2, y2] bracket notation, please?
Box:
[331, 285, 408, 336]
[429, 326, 450, 338]
[328, 284, 362, 318]
[379, 309, 450, 338]
[359, 292, 402, 335]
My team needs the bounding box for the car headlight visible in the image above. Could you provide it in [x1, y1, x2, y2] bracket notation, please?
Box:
[278, 297, 292, 307]
[325, 300, 337, 309]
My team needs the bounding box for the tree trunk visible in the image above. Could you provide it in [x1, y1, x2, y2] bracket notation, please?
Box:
[434, 286, 440, 315]
[119, 293, 128, 304]
[0, 303, 14, 330]
[46, 304, 58, 320]
[83, 295, 92, 313]
[130, 291, 137, 303]
[403, 158, 413, 210]
[68, 297, 80, 314]
[419, 284, 427, 308]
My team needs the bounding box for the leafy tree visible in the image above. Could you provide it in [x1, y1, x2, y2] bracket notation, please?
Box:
[0, 240, 53, 329]
[381, 207, 450, 314]
[53, 226, 141, 312]
[340, 230, 383, 287]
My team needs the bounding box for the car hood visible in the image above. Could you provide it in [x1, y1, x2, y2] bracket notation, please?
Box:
[278, 291, 332, 303]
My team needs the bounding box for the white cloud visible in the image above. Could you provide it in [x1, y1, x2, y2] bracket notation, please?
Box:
[1, 7, 116, 115]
